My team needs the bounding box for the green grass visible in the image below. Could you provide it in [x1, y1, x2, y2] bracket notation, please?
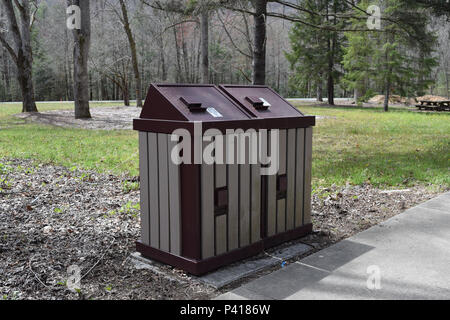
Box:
[0, 101, 139, 176]
[1, 101, 449, 189]
[294, 103, 450, 189]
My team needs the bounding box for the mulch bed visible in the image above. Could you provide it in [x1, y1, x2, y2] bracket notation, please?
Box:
[0, 158, 445, 299]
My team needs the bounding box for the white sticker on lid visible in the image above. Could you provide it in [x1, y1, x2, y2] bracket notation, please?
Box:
[206, 107, 223, 118]
[259, 98, 271, 107]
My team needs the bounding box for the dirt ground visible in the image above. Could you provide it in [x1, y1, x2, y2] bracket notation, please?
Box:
[14, 107, 141, 130]
[1, 158, 444, 300]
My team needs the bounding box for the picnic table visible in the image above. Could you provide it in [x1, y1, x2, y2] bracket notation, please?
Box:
[415, 100, 450, 112]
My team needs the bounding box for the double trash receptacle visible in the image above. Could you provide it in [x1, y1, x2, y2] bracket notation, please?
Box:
[133, 84, 315, 275]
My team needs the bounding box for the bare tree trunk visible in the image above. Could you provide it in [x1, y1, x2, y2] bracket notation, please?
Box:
[354, 87, 361, 104]
[326, 2, 336, 106]
[200, 10, 209, 84]
[1, 47, 10, 101]
[0, 0, 37, 112]
[173, 27, 183, 83]
[157, 34, 167, 81]
[252, 0, 266, 85]
[316, 78, 323, 102]
[118, 0, 142, 107]
[384, 76, 391, 112]
[69, 0, 91, 119]
[445, 69, 449, 99]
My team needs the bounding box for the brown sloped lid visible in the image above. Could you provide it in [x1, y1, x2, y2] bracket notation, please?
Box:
[139, 83, 253, 122]
[219, 85, 305, 118]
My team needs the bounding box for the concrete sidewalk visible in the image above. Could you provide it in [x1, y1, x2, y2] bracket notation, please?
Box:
[216, 192, 450, 300]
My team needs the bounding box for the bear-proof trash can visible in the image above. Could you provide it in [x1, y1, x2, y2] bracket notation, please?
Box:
[133, 83, 315, 275]
[219, 85, 314, 245]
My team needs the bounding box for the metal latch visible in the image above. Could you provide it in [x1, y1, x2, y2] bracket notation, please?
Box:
[245, 96, 270, 110]
[180, 96, 206, 112]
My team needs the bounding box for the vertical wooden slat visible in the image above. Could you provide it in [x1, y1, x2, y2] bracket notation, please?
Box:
[215, 215, 227, 255]
[303, 127, 313, 225]
[168, 136, 181, 255]
[215, 137, 227, 189]
[227, 133, 239, 250]
[139, 132, 150, 245]
[277, 199, 286, 233]
[148, 132, 159, 249]
[158, 134, 170, 252]
[295, 129, 305, 228]
[278, 129, 287, 174]
[267, 130, 277, 237]
[215, 135, 228, 254]
[251, 163, 261, 243]
[239, 162, 251, 247]
[238, 132, 250, 247]
[201, 140, 215, 259]
[277, 129, 287, 233]
[228, 163, 239, 250]
[286, 129, 296, 231]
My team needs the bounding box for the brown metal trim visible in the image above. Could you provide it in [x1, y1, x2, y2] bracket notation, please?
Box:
[137, 240, 263, 276]
[133, 117, 316, 134]
[180, 163, 202, 260]
[263, 223, 313, 249]
[136, 223, 312, 276]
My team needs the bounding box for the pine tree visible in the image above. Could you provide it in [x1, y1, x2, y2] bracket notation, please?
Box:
[342, 0, 438, 111]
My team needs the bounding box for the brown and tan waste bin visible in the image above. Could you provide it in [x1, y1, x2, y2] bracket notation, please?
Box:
[133, 83, 315, 275]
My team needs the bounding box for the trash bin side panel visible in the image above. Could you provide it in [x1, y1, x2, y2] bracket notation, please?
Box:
[201, 156, 215, 259]
[286, 129, 297, 231]
[148, 132, 160, 249]
[295, 129, 305, 228]
[251, 163, 261, 243]
[168, 138, 181, 256]
[303, 127, 313, 225]
[277, 130, 287, 234]
[139, 132, 150, 245]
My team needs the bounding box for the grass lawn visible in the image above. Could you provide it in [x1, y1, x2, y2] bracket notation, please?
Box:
[1, 101, 449, 190]
[0, 102, 139, 176]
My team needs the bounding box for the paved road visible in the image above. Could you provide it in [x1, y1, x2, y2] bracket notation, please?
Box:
[216, 192, 450, 300]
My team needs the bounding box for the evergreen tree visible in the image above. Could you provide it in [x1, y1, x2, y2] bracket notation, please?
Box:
[342, 0, 438, 111]
[286, 0, 345, 104]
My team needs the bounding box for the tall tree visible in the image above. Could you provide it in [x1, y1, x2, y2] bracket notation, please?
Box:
[117, 0, 143, 107]
[0, 0, 38, 112]
[200, 9, 209, 83]
[342, 0, 437, 111]
[251, 0, 266, 85]
[68, 0, 91, 119]
[286, 0, 343, 104]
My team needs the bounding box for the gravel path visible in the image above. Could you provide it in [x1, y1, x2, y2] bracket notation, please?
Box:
[14, 107, 141, 130]
[0, 158, 444, 299]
